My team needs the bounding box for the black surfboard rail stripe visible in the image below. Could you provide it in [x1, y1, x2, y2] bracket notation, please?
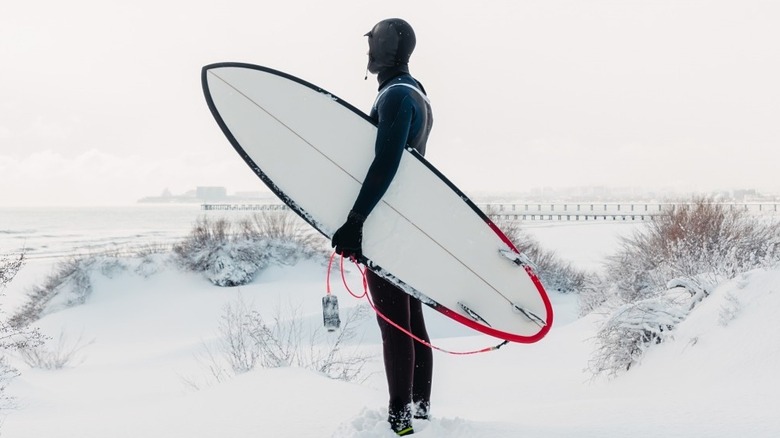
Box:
[201, 62, 553, 343]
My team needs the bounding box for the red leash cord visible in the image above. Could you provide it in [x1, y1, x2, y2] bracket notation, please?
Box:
[326, 252, 508, 355]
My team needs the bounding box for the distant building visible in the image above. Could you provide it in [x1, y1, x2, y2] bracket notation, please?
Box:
[196, 186, 228, 201]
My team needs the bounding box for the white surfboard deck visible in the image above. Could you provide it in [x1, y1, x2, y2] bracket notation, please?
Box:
[202, 63, 553, 343]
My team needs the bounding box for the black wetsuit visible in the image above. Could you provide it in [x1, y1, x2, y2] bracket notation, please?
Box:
[356, 70, 434, 418]
[331, 18, 433, 432]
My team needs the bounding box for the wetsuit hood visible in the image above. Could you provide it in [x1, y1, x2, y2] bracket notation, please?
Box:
[365, 18, 416, 77]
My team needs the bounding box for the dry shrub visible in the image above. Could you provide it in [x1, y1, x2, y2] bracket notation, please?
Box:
[11, 258, 91, 329]
[598, 197, 780, 307]
[0, 254, 24, 289]
[18, 330, 94, 370]
[1, 252, 45, 411]
[184, 295, 372, 389]
[175, 217, 232, 258]
[243, 211, 326, 249]
[9, 255, 129, 328]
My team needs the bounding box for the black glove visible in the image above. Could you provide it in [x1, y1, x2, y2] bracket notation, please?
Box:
[331, 211, 367, 260]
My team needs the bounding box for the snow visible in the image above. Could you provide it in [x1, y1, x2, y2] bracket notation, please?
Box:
[2, 226, 780, 437]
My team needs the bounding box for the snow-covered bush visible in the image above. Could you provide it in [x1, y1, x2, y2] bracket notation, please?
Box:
[588, 297, 687, 377]
[587, 198, 780, 377]
[187, 295, 372, 388]
[173, 217, 262, 287]
[487, 209, 590, 294]
[174, 212, 328, 287]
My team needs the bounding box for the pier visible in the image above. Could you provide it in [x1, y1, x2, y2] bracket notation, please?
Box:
[201, 202, 780, 222]
[480, 202, 779, 222]
[201, 203, 289, 212]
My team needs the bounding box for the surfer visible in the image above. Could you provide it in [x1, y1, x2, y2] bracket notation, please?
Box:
[331, 18, 434, 437]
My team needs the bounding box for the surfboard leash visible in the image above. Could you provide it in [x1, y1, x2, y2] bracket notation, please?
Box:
[326, 252, 509, 356]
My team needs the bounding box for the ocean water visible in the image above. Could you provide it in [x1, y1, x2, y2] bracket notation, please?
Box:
[0, 204, 274, 260]
[1, 203, 643, 272]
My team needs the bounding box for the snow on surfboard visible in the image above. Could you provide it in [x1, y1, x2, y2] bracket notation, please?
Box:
[201, 63, 553, 343]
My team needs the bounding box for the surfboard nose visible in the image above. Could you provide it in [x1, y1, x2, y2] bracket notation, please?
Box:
[202, 62, 251, 86]
[201, 63, 223, 78]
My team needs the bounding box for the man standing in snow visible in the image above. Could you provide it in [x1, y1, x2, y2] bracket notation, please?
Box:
[331, 18, 434, 437]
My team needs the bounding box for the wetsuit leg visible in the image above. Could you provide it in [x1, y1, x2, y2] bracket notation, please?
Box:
[409, 297, 433, 415]
[366, 270, 433, 415]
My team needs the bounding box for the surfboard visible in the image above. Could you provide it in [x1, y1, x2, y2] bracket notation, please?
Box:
[201, 63, 553, 343]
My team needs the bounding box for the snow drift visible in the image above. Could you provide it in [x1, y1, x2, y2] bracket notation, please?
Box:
[1, 252, 779, 437]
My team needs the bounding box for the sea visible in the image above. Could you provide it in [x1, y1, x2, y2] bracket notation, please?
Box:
[0, 204, 270, 260]
[1, 203, 646, 273]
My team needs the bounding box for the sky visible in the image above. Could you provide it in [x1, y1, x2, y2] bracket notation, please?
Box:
[2, 0, 779, 206]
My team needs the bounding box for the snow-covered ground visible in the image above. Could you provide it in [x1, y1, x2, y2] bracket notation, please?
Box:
[2, 223, 779, 437]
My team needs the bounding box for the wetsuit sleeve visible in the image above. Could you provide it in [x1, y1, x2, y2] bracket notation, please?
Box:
[350, 90, 414, 218]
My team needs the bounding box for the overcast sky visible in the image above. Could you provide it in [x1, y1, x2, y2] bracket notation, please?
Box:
[2, 0, 779, 206]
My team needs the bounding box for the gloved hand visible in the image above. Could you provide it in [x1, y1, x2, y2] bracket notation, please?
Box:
[331, 211, 367, 260]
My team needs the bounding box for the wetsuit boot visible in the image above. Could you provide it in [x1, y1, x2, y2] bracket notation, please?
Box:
[413, 400, 430, 420]
[388, 404, 414, 436]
